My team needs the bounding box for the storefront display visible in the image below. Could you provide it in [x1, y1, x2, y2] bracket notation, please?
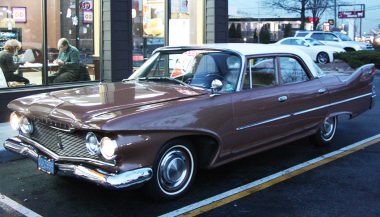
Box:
[0, 0, 100, 89]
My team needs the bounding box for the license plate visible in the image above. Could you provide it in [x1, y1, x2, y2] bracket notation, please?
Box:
[37, 156, 55, 175]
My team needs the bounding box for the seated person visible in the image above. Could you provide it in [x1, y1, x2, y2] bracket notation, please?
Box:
[0, 39, 30, 85]
[49, 38, 82, 83]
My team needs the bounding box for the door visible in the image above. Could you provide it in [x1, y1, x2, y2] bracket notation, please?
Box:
[232, 56, 295, 153]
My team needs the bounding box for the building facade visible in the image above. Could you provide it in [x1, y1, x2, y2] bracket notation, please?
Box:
[0, 0, 228, 121]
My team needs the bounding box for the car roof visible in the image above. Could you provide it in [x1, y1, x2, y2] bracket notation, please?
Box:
[155, 43, 309, 57]
[154, 43, 322, 78]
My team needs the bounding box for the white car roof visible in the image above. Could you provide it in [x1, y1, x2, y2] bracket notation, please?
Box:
[155, 43, 322, 77]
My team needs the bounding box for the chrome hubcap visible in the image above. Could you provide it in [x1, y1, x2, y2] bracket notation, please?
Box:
[321, 117, 336, 141]
[158, 146, 193, 194]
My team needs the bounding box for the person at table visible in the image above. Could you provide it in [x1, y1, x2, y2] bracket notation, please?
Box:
[0, 39, 30, 85]
[49, 38, 81, 83]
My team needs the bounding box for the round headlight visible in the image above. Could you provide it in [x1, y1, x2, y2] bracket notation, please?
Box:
[10, 112, 21, 131]
[85, 132, 100, 155]
[100, 137, 117, 160]
[20, 117, 33, 134]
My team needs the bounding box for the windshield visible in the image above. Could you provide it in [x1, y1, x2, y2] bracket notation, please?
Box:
[129, 50, 242, 92]
[334, 32, 352, 41]
[305, 38, 324, 46]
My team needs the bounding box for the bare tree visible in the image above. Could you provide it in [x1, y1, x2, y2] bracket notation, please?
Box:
[266, 0, 310, 30]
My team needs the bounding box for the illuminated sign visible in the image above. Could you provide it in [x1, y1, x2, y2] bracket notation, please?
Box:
[338, 10, 365, 19]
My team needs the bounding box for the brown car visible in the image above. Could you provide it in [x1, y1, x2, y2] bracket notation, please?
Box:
[4, 44, 376, 200]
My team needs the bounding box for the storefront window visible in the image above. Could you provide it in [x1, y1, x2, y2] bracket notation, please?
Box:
[47, 0, 100, 84]
[132, 0, 204, 69]
[169, 0, 203, 46]
[132, 0, 166, 68]
[0, 0, 100, 89]
[0, 1, 43, 88]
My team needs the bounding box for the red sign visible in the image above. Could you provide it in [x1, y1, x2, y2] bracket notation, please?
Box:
[80, 1, 93, 10]
[338, 11, 365, 18]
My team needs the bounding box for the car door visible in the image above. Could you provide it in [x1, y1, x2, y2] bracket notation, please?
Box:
[232, 55, 330, 154]
[321, 33, 342, 48]
[232, 56, 296, 153]
[277, 55, 330, 132]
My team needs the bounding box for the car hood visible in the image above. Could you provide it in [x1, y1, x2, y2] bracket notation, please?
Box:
[8, 81, 207, 127]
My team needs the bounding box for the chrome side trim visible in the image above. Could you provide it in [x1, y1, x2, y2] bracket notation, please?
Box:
[236, 92, 372, 131]
[18, 135, 115, 167]
[293, 93, 372, 116]
[236, 115, 291, 131]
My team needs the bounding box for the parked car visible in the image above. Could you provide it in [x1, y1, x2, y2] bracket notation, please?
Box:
[295, 30, 374, 51]
[4, 44, 376, 200]
[274, 37, 345, 64]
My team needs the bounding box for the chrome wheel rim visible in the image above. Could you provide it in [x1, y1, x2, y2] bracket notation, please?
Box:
[321, 117, 336, 141]
[157, 145, 194, 195]
[317, 53, 328, 64]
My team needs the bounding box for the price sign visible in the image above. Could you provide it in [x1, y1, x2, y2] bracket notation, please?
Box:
[80, 1, 93, 10]
[83, 10, 93, 23]
[12, 7, 27, 23]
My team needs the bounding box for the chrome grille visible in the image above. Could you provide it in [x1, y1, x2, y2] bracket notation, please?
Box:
[30, 120, 101, 161]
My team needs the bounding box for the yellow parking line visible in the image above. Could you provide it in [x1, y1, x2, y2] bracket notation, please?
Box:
[176, 136, 380, 217]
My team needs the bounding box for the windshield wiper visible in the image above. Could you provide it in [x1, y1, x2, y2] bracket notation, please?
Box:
[146, 77, 198, 89]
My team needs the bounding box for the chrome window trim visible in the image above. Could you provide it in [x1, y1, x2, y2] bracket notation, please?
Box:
[236, 92, 372, 131]
[19, 135, 116, 167]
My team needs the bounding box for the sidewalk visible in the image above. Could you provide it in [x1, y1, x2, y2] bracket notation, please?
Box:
[0, 122, 23, 163]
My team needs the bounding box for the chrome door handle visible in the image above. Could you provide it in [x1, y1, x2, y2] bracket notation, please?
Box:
[318, 88, 327, 94]
[278, 96, 288, 102]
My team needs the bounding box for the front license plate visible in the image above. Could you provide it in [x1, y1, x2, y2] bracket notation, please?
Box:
[37, 156, 55, 175]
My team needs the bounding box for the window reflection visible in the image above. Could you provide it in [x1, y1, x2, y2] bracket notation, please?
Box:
[0, 1, 43, 88]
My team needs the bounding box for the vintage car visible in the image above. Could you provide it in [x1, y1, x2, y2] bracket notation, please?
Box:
[4, 44, 376, 200]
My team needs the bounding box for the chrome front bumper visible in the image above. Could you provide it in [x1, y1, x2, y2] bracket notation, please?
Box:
[3, 137, 153, 189]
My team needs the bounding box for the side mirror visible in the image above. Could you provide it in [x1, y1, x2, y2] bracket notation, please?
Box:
[210, 79, 223, 96]
[333, 37, 339, 42]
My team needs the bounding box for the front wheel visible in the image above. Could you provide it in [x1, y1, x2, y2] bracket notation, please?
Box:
[317, 52, 329, 64]
[144, 140, 197, 200]
[312, 116, 338, 146]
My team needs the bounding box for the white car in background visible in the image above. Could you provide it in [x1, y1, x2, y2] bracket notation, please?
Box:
[274, 37, 345, 64]
[295, 31, 374, 51]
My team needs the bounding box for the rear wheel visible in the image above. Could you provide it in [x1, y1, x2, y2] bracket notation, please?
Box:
[317, 52, 329, 64]
[312, 116, 338, 146]
[144, 139, 197, 200]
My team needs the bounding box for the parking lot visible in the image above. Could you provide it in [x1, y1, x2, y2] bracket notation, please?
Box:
[0, 75, 379, 217]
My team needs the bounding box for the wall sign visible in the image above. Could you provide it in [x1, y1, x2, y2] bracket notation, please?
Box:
[83, 10, 93, 24]
[12, 7, 27, 23]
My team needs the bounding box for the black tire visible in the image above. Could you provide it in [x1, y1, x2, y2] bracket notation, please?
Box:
[317, 52, 329, 64]
[144, 139, 197, 200]
[312, 116, 338, 146]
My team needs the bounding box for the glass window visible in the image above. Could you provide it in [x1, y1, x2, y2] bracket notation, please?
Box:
[310, 33, 324, 41]
[243, 57, 277, 90]
[47, 0, 99, 84]
[132, 0, 166, 69]
[281, 39, 292, 45]
[0, 0, 100, 89]
[324, 33, 338, 41]
[0, 1, 43, 88]
[279, 57, 309, 84]
[130, 50, 242, 92]
[169, 0, 204, 45]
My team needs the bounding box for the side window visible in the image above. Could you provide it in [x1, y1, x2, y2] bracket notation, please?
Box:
[279, 57, 309, 84]
[243, 57, 277, 90]
[324, 33, 337, 41]
[310, 33, 324, 40]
